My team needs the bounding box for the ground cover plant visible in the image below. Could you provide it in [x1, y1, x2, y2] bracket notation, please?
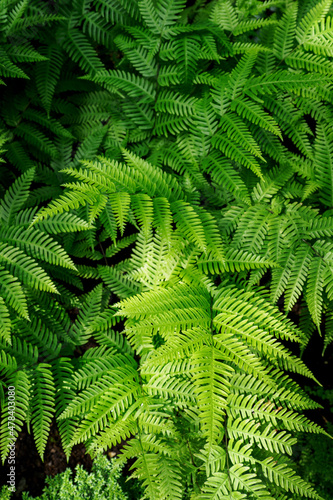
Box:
[1, 455, 128, 500]
[0, 0, 333, 498]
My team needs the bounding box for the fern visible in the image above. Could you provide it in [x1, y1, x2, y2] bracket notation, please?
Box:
[1, 1, 333, 499]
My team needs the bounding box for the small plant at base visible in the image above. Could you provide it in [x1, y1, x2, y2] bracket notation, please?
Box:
[0, 455, 128, 500]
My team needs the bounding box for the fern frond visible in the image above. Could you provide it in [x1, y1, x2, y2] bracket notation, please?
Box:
[245, 71, 327, 97]
[296, 0, 332, 44]
[211, 133, 262, 178]
[157, 0, 186, 30]
[210, 0, 238, 32]
[35, 44, 64, 115]
[172, 36, 201, 86]
[30, 363, 56, 458]
[306, 256, 324, 328]
[0, 265, 28, 319]
[230, 97, 282, 138]
[273, 2, 298, 60]
[0, 168, 35, 224]
[284, 244, 312, 312]
[229, 463, 274, 499]
[260, 456, 326, 499]
[60, 26, 104, 73]
[155, 90, 197, 116]
[88, 69, 156, 100]
[198, 249, 275, 274]
[303, 14, 333, 55]
[0, 297, 10, 341]
[34, 212, 90, 234]
[314, 123, 333, 207]
[219, 112, 264, 160]
[99, 265, 142, 299]
[227, 393, 327, 434]
[0, 371, 30, 464]
[0, 243, 58, 293]
[69, 369, 140, 444]
[192, 342, 234, 445]
[0, 227, 76, 270]
[228, 417, 296, 455]
[286, 49, 333, 74]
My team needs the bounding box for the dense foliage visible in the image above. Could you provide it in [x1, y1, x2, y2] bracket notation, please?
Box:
[294, 387, 333, 500]
[0, 455, 128, 499]
[1, 0, 333, 498]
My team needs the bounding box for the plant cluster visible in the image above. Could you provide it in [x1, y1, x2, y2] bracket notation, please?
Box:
[0, 454, 128, 499]
[0, 0, 333, 498]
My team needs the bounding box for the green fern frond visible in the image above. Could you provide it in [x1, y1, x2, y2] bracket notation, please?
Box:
[0, 226, 76, 270]
[210, 0, 238, 32]
[30, 363, 56, 458]
[0, 297, 10, 341]
[211, 133, 262, 178]
[273, 2, 298, 60]
[35, 44, 64, 115]
[0, 370, 30, 464]
[198, 249, 275, 274]
[303, 14, 333, 55]
[0, 168, 35, 224]
[260, 456, 326, 499]
[0, 243, 58, 293]
[229, 463, 274, 499]
[0, 265, 28, 319]
[296, 0, 332, 44]
[314, 123, 333, 207]
[172, 35, 201, 86]
[286, 49, 333, 74]
[228, 417, 296, 455]
[99, 265, 142, 299]
[230, 97, 282, 138]
[284, 244, 312, 312]
[60, 26, 104, 73]
[306, 256, 324, 328]
[219, 112, 264, 159]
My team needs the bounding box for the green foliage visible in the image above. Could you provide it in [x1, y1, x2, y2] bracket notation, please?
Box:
[295, 422, 333, 500]
[0, 455, 128, 500]
[290, 387, 333, 500]
[0, 0, 333, 499]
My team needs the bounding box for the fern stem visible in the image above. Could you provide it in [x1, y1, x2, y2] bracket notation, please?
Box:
[275, 39, 309, 71]
[224, 414, 233, 499]
[186, 439, 201, 493]
[302, 238, 326, 263]
[98, 241, 108, 266]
